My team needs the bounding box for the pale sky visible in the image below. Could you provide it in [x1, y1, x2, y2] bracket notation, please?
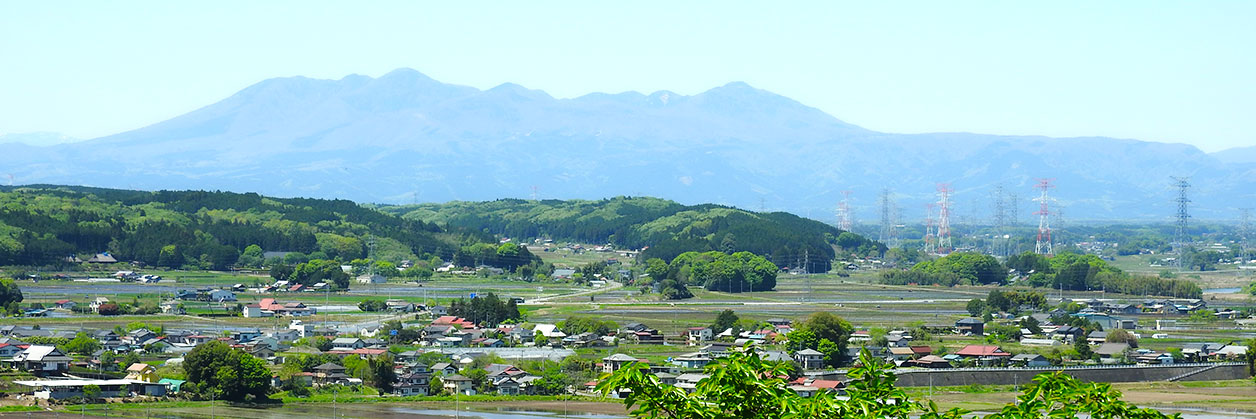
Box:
[2, 1, 1253, 152]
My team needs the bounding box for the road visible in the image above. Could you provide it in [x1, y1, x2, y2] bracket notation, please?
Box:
[523, 280, 623, 304]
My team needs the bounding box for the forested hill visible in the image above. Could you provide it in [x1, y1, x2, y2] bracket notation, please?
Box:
[0, 185, 492, 268]
[378, 197, 882, 273]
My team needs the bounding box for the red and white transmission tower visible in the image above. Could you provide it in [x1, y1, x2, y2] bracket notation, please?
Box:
[837, 190, 853, 231]
[1033, 178, 1056, 255]
[936, 184, 953, 253]
[923, 203, 938, 253]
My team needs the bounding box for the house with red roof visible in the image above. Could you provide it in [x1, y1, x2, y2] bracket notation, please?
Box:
[955, 344, 1012, 366]
[432, 316, 476, 329]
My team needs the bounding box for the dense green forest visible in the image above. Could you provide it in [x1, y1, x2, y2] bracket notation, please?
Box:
[379, 197, 882, 273]
[0, 185, 519, 271]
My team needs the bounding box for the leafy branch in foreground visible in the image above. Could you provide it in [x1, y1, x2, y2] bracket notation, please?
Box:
[598, 347, 1180, 419]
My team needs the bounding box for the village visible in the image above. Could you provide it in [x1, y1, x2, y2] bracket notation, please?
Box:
[2, 282, 1252, 405]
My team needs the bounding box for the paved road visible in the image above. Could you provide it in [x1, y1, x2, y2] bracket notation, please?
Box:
[523, 280, 623, 304]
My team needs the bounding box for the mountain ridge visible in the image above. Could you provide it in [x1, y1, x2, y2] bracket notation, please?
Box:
[4, 68, 1252, 221]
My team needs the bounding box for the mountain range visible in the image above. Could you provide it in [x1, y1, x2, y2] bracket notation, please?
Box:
[3, 68, 1253, 222]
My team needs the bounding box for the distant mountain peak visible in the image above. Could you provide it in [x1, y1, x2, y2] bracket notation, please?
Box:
[10, 69, 1251, 221]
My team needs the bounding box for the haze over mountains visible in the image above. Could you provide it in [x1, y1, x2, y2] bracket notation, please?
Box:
[4, 68, 1253, 222]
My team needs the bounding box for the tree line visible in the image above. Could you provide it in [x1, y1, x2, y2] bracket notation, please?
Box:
[381, 196, 871, 274]
[0, 186, 520, 272]
[640, 250, 779, 299]
[881, 251, 1201, 299]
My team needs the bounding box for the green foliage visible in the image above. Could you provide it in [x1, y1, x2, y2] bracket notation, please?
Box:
[1019, 252, 1201, 298]
[600, 348, 1178, 419]
[912, 252, 1006, 285]
[64, 332, 102, 355]
[0, 185, 487, 269]
[289, 259, 350, 289]
[183, 340, 272, 402]
[879, 269, 964, 286]
[82, 384, 102, 401]
[787, 312, 853, 365]
[667, 250, 778, 293]
[358, 299, 387, 312]
[966, 299, 986, 316]
[559, 315, 618, 336]
[382, 197, 857, 273]
[983, 289, 1047, 313]
[96, 302, 122, 316]
[1074, 338, 1094, 359]
[711, 309, 738, 333]
[448, 292, 521, 327]
[0, 278, 22, 309]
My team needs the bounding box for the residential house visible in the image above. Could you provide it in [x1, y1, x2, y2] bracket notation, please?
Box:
[956, 318, 985, 335]
[332, 337, 365, 350]
[87, 252, 118, 263]
[10, 346, 72, 374]
[125, 363, 159, 382]
[443, 374, 475, 395]
[794, 348, 825, 370]
[160, 300, 185, 315]
[602, 353, 643, 374]
[1051, 326, 1085, 343]
[395, 371, 431, 396]
[1010, 353, 1051, 367]
[431, 362, 459, 376]
[1134, 351, 1174, 364]
[1215, 345, 1249, 361]
[0, 342, 28, 358]
[687, 327, 713, 344]
[1087, 331, 1108, 345]
[386, 300, 416, 312]
[954, 345, 1011, 366]
[908, 355, 953, 369]
[313, 363, 349, 385]
[208, 290, 236, 302]
[53, 300, 77, 310]
[888, 347, 915, 361]
[1094, 342, 1131, 360]
[90, 297, 111, 313]
[232, 329, 263, 343]
[673, 352, 713, 369]
[356, 274, 386, 284]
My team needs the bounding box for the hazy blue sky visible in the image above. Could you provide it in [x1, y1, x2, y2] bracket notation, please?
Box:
[2, 1, 1253, 151]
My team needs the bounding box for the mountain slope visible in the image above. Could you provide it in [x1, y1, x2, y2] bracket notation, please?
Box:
[5, 68, 1253, 221]
[378, 197, 875, 272]
[0, 185, 492, 268]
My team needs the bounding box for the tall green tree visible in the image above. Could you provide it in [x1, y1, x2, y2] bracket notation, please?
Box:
[184, 341, 272, 402]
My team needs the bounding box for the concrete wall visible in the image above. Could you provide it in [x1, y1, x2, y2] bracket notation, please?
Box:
[893, 363, 1248, 387]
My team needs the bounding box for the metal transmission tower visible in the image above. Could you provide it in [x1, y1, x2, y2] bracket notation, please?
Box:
[1241, 208, 1253, 266]
[991, 185, 1009, 257]
[936, 184, 953, 253]
[837, 190, 854, 231]
[1008, 192, 1019, 227]
[923, 203, 938, 254]
[878, 189, 894, 245]
[1171, 177, 1191, 270]
[890, 204, 902, 249]
[1033, 179, 1055, 255]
